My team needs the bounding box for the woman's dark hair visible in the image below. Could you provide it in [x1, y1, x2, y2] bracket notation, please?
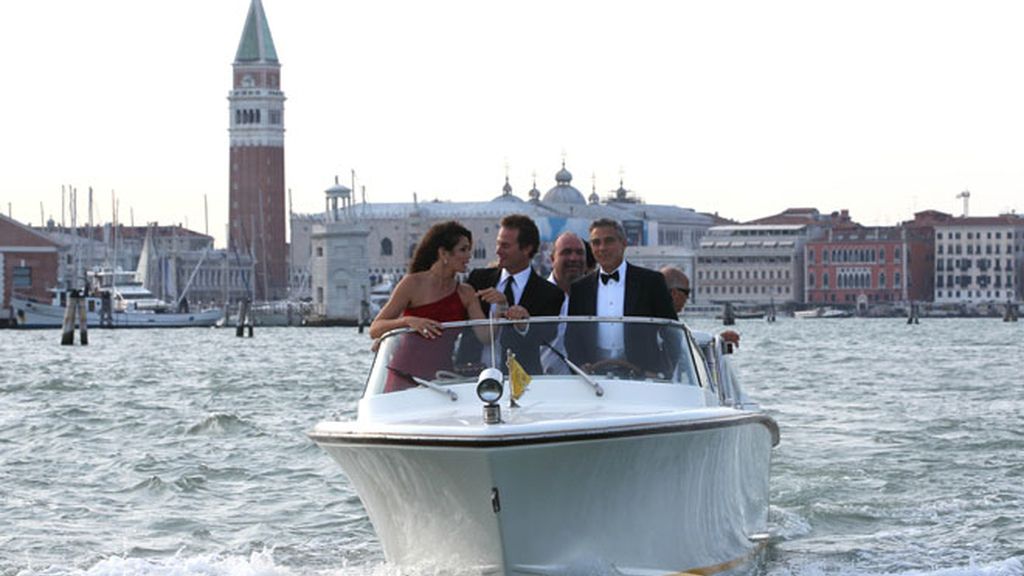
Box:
[409, 221, 472, 273]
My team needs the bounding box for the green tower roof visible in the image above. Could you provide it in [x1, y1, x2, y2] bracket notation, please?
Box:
[234, 0, 278, 64]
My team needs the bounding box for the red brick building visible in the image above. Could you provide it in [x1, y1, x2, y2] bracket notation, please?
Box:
[805, 224, 907, 307]
[804, 210, 952, 307]
[899, 210, 954, 302]
[1, 215, 59, 314]
[228, 0, 287, 300]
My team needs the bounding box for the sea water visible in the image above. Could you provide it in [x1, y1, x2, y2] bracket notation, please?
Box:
[0, 319, 1021, 576]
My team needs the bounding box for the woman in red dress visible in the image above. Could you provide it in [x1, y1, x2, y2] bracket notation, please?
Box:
[370, 221, 487, 391]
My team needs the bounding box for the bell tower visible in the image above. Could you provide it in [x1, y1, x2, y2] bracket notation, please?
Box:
[228, 0, 287, 300]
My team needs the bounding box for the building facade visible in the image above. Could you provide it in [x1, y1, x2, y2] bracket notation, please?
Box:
[308, 167, 714, 322]
[696, 224, 815, 307]
[804, 225, 908, 308]
[1, 215, 60, 315]
[933, 215, 1024, 304]
[228, 0, 287, 300]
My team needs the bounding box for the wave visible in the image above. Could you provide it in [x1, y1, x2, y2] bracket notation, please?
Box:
[186, 413, 262, 436]
[766, 556, 1023, 576]
[15, 549, 1010, 576]
[80, 549, 292, 576]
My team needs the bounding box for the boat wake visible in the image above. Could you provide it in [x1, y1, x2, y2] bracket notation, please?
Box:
[63, 551, 1024, 576]
[764, 557, 1022, 576]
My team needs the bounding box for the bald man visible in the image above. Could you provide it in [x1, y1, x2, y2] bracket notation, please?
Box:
[660, 266, 691, 314]
[542, 232, 588, 373]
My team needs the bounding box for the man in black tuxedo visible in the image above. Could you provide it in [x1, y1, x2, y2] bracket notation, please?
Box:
[566, 218, 678, 377]
[458, 214, 564, 374]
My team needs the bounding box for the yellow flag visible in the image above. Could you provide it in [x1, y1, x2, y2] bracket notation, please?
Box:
[507, 352, 532, 401]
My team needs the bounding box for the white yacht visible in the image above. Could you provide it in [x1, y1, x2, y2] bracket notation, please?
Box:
[310, 317, 779, 575]
[10, 269, 221, 328]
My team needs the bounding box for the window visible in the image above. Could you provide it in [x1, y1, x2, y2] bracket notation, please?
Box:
[380, 238, 393, 256]
[316, 246, 323, 257]
[12, 266, 31, 287]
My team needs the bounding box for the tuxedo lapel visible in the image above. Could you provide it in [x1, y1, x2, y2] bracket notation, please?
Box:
[472, 267, 503, 316]
[582, 273, 599, 315]
[623, 263, 642, 316]
[519, 270, 538, 310]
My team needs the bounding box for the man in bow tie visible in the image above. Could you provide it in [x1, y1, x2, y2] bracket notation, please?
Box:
[566, 218, 677, 374]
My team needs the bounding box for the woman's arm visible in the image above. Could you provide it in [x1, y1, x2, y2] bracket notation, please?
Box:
[369, 278, 415, 339]
[369, 276, 443, 339]
[459, 283, 492, 343]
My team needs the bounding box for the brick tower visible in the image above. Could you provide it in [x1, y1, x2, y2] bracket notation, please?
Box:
[228, 0, 287, 301]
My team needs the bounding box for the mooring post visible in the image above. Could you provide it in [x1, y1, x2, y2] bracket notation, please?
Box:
[235, 299, 247, 337]
[78, 291, 89, 345]
[235, 298, 254, 337]
[61, 290, 77, 345]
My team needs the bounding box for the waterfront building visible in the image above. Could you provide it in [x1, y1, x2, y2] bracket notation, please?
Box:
[898, 210, 954, 303]
[695, 208, 837, 308]
[307, 165, 713, 322]
[28, 221, 254, 311]
[228, 0, 287, 301]
[933, 214, 1024, 305]
[804, 222, 909, 309]
[1, 215, 60, 316]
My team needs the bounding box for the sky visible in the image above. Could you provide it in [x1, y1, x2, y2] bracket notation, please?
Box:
[2, 0, 1023, 247]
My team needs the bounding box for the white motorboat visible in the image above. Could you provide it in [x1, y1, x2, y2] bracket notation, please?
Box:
[10, 269, 221, 328]
[310, 317, 779, 575]
[793, 306, 852, 319]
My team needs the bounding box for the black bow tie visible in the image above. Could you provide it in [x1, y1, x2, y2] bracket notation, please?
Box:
[600, 270, 620, 285]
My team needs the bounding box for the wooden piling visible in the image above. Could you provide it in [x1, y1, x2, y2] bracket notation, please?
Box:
[61, 291, 77, 345]
[236, 298, 254, 337]
[78, 293, 88, 345]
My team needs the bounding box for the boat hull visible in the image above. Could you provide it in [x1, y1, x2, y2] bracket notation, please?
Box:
[313, 416, 774, 575]
[10, 297, 222, 328]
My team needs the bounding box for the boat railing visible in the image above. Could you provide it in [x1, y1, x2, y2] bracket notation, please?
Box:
[367, 316, 709, 397]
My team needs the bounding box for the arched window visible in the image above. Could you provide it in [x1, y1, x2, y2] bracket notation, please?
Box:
[380, 237, 393, 256]
[879, 272, 885, 289]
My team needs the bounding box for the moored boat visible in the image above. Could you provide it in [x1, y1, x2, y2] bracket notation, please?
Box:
[793, 306, 852, 319]
[310, 316, 779, 575]
[10, 269, 221, 328]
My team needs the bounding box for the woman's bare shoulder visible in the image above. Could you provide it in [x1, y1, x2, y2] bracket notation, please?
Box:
[457, 282, 476, 298]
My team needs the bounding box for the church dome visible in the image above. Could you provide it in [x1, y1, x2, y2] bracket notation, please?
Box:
[492, 176, 523, 202]
[541, 161, 586, 205]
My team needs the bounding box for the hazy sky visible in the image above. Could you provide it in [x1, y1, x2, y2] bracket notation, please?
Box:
[2, 0, 1023, 247]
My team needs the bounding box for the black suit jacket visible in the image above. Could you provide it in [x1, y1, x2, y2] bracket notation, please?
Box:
[566, 263, 678, 375]
[455, 267, 564, 374]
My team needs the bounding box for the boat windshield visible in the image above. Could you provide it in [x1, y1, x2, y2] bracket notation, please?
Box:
[366, 316, 707, 396]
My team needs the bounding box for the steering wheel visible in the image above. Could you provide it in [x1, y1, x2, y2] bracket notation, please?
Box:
[587, 358, 645, 380]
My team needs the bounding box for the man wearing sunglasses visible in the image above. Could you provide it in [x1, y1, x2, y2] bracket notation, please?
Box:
[660, 266, 691, 314]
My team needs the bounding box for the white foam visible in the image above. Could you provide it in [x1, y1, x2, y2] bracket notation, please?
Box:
[768, 556, 1023, 576]
[79, 549, 293, 576]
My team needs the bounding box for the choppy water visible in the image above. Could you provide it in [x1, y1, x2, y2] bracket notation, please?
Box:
[0, 318, 1021, 576]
